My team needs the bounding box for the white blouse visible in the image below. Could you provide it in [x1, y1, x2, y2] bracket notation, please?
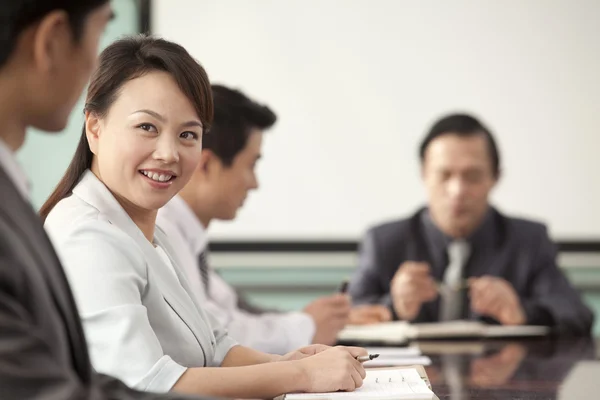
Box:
[45, 170, 237, 393]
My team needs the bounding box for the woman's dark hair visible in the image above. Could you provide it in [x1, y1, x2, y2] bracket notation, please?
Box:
[419, 113, 501, 177]
[40, 34, 213, 221]
[203, 84, 276, 166]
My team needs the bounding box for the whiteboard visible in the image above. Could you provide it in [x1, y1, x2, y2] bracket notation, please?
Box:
[153, 0, 600, 240]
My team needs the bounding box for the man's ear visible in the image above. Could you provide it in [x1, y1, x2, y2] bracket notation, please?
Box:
[85, 111, 102, 155]
[199, 149, 220, 174]
[31, 10, 70, 74]
[492, 168, 502, 186]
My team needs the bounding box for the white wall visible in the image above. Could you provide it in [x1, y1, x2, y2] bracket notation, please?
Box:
[154, 0, 600, 240]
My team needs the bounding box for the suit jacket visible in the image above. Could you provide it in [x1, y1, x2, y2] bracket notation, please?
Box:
[0, 165, 210, 399]
[348, 207, 594, 335]
[44, 171, 236, 393]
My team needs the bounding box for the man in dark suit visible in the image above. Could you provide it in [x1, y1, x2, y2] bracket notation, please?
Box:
[348, 113, 593, 335]
[0, 1, 212, 398]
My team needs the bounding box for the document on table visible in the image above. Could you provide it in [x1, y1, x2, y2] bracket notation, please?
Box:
[282, 369, 435, 399]
[362, 346, 431, 367]
[407, 320, 549, 339]
[364, 356, 432, 367]
[338, 320, 549, 342]
[364, 347, 422, 357]
[336, 321, 409, 344]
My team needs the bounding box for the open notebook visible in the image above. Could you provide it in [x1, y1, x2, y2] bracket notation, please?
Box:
[338, 320, 549, 343]
[281, 368, 434, 399]
[362, 347, 431, 367]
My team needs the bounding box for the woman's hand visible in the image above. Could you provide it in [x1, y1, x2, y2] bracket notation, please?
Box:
[280, 344, 331, 361]
[295, 346, 368, 393]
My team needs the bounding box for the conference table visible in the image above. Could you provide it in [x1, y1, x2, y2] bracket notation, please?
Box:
[341, 336, 598, 400]
[415, 337, 595, 399]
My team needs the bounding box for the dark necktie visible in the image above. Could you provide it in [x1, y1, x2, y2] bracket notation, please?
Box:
[197, 250, 210, 294]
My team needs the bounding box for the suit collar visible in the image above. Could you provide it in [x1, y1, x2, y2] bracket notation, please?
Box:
[72, 170, 213, 354]
[420, 207, 496, 248]
[0, 138, 30, 201]
[0, 165, 91, 377]
[162, 195, 208, 257]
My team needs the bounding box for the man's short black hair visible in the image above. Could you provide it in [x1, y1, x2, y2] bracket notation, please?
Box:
[204, 84, 277, 166]
[0, 0, 109, 68]
[419, 113, 501, 177]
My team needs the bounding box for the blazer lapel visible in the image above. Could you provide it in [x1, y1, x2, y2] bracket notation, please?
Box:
[154, 229, 213, 338]
[71, 170, 208, 346]
[0, 167, 91, 376]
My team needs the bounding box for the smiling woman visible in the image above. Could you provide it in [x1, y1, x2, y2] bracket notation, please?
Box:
[39, 36, 212, 224]
[38, 34, 368, 400]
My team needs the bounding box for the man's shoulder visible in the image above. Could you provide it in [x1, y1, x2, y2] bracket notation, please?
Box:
[366, 213, 416, 244]
[497, 210, 549, 236]
[495, 209, 551, 246]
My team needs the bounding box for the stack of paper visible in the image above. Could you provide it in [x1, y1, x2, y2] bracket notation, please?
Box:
[362, 347, 432, 367]
[282, 369, 435, 399]
[336, 321, 408, 344]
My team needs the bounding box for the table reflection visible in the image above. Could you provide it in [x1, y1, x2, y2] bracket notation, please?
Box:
[421, 337, 596, 400]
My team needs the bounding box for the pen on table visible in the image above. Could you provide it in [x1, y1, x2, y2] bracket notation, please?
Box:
[338, 279, 349, 294]
[356, 354, 379, 362]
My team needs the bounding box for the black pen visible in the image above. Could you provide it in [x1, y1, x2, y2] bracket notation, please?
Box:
[356, 354, 379, 362]
[338, 279, 349, 294]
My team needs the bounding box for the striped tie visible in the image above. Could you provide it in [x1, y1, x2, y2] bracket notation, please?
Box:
[439, 240, 471, 321]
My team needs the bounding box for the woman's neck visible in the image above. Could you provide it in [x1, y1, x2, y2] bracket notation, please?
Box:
[90, 165, 157, 243]
[121, 201, 157, 243]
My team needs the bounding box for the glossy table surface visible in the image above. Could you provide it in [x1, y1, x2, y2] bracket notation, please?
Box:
[414, 337, 598, 400]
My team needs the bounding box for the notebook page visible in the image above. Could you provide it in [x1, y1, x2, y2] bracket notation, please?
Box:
[364, 346, 422, 357]
[407, 320, 484, 339]
[364, 356, 432, 367]
[337, 321, 409, 344]
[284, 369, 434, 399]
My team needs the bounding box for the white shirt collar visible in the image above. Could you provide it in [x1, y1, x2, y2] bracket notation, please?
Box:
[161, 195, 208, 256]
[0, 138, 30, 201]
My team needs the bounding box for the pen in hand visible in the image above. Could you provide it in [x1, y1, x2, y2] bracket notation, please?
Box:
[356, 354, 379, 362]
[338, 279, 349, 294]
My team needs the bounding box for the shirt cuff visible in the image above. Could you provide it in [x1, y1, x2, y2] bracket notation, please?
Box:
[137, 355, 187, 393]
[211, 335, 239, 367]
[286, 312, 316, 348]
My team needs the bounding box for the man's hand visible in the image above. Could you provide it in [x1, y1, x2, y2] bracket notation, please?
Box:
[390, 262, 437, 320]
[348, 304, 392, 325]
[304, 294, 351, 345]
[469, 276, 526, 325]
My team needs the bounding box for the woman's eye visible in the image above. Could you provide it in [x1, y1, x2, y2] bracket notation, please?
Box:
[138, 123, 156, 132]
[180, 131, 199, 140]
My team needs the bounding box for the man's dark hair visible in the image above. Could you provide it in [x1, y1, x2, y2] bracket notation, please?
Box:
[419, 113, 501, 177]
[0, 0, 109, 68]
[204, 84, 277, 166]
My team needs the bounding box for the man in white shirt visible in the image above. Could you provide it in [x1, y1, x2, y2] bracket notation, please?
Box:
[158, 85, 391, 354]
